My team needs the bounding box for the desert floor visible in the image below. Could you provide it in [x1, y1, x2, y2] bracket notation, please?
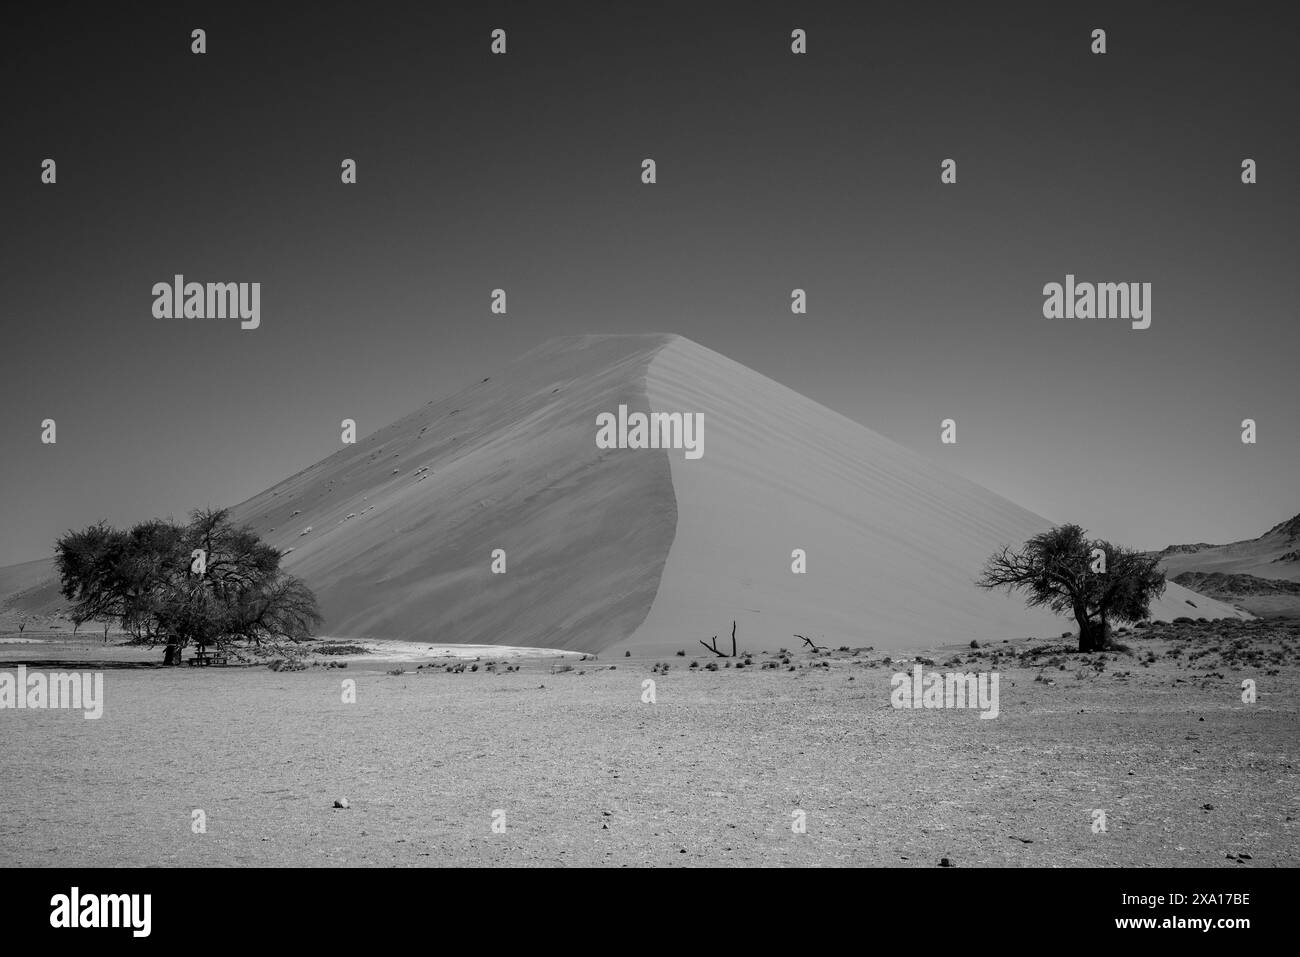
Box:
[1, 620, 1296, 867]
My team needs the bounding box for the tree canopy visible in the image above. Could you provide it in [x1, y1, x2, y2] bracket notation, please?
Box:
[976, 524, 1166, 652]
[55, 508, 321, 663]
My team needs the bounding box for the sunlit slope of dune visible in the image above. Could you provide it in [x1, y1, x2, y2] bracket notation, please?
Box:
[624, 336, 1246, 654]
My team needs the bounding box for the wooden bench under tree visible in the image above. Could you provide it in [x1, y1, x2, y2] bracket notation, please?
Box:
[188, 644, 229, 667]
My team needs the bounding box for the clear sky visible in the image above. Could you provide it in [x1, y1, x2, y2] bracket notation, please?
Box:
[2, 0, 1296, 566]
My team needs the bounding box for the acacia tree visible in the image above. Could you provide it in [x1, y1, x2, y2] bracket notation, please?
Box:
[976, 524, 1166, 652]
[55, 508, 321, 664]
[53, 521, 131, 624]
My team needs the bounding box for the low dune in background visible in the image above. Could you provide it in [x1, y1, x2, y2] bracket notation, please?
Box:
[0, 558, 63, 616]
[0, 334, 1253, 652]
[1155, 516, 1300, 619]
[1158, 515, 1300, 584]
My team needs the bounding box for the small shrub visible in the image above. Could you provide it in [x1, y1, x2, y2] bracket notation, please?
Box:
[314, 643, 369, 656]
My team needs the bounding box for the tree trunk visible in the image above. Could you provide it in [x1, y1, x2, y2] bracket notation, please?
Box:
[163, 643, 181, 666]
[1077, 617, 1108, 652]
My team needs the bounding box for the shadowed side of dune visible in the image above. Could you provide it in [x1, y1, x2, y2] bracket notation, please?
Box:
[225, 335, 680, 652]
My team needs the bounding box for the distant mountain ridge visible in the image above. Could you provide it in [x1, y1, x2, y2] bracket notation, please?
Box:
[1156, 512, 1300, 618]
[1172, 571, 1300, 598]
[1156, 512, 1300, 579]
[1265, 514, 1300, 540]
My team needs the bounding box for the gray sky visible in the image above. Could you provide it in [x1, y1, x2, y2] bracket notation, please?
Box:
[2, 1, 1296, 566]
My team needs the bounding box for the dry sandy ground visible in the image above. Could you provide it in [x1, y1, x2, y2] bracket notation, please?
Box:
[1, 620, 1295, 867]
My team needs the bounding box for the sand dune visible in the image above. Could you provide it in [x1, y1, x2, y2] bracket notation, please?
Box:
[0, 334, 1249, 651]
[1157, 515, 1300, 583]
[1157, 517, 1300, 617]
[0, 557, 64, 622]
[621, 336, 1245, 655]
[227, 335, 676, 651]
